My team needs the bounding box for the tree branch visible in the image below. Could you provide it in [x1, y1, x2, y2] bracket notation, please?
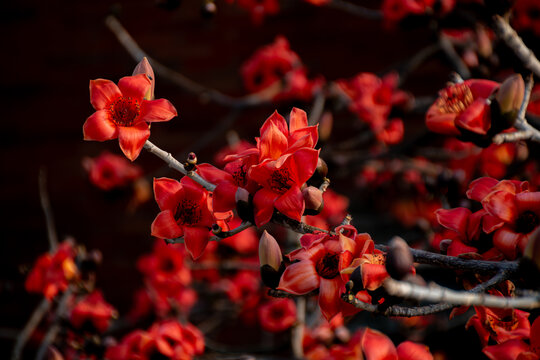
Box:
[11, 298, 51, 360]
[39, 168, 58, 251]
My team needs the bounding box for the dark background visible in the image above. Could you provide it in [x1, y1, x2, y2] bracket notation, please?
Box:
[0, 0, 466, 357]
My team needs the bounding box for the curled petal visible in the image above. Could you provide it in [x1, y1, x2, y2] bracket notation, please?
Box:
[396, 341, 433, 360]
[83, 110, 118, 141]
[455, 98, 490, 135]
[213, 181, 238, 212]
[253, 188, 279, 227]
[447, 240, 478, 257]
[483, 340, 530, 360]
[318, 277, 343, 321]
[117, 123, 150, 161]
[260, 110, 289, 139]
[291, 148, 320, 185]
[493, 227, 521, 259]
[361, 263, 389, 291]
[140, 99, 178, 123]
[260, 121, 289, 161]
[516, 192, 540, 214]
[426, 110, 460, 136]
[436, 207, 471, 238]
[289, 107, 308, 133]
[90, 79, 121, 110]
[153, 178, 182, 211]
[151, 210, 183, 239]
[184, 226, 210, 260]
[118, 74, 151, 100]
[277, 261, 320, 295]
[482, 190, 518, 223]
[275, 185, 304, 221]
[467, 177, 499, 202]
[361, 328, 398, 360]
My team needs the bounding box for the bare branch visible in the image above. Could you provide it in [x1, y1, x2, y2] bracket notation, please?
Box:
[11, 298, 51, 360]
[328, 0, 383, 20]
[39, 168, 58, 251]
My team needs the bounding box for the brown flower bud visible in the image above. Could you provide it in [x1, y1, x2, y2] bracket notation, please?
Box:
[259, 231, 284, 288]
[319, 112, 333, 142]
[495, 74, 524, 124]
[385, 236, 414, 280]
[132, 57, 155, 100]
[302, 186, 324, 215]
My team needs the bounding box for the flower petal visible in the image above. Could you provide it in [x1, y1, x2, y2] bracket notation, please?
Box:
[154, 178, 182, 211]
[360, 328, 398, 360]
[118, 74, 151, 100]
[516, 192, 540, 214]
[493, 227, 521, 259]
[277, 260, 320, 295]
[83, 110, 118, 141]
[396, 341, 433, 360]
[90, 79, 121, 110]
[184, 226, 210, 260]
[455, 98, 490, 135]
[436, 207, 471, 238]
[260, 110, 289, 139]
[151, 210, 183, 239]
[253, 188, 279, 227]
[426, 110, 460, 136]
[289, 107, 308, 133]
[318, 277, 343, 321]
[482, 190, 518, 223]
[361, 263, 389, 291]
[259, 121, 289, 161]
[483, 340, 530, 360]
[274, 185, 304, 221]
[117, 122, 150, 161]
[467, 177, 499, 202]
[140, 99, 178, 123]
[291, 148, 320, 185]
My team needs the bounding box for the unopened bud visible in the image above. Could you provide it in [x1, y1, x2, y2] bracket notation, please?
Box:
[302, 186, 324, 215]
[385, 236, 413, 280]
[184, 152, 197, 172]
[317, 158, 328, 178]
[319, 112, 333, 142]
[235, 187, 254, 223]
[201, 1, 217, 18]
[495, 74, 524, 123]
[259, 231, 284, 288]
[132, 57, 155, 100]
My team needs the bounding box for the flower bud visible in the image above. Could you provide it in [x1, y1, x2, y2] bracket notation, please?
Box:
[201, 1, 217, 18]
[385, 236, 413, 280]
[302, 186, 324, 215]
[235, 187, 254, 223]
[259, 231, 284, 288]
[495, 74, 524, 124]
[132, 57, 155, 100]
[319, 112, 333, 142]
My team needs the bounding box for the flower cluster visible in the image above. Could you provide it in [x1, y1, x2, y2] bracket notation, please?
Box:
[242, 36, 324, 102]
[82, 151, 143, 191]
[336, 72, 411, 145]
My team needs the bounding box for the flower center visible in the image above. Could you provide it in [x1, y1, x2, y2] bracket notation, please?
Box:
[160, 257, 176, 273]
[315, 252, 340, 279]
[515, 210, 540, 234]
[436, 83, 474, 114]
[174, 199, 202, 226]
[109, 96, 141, 126]
[269, 168, 292, 194]
[232, 164, 247, 186]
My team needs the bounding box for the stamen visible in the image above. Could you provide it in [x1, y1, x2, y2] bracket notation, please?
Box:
[315, 253, 340, 279]
[109, 96, 141, 126]
[175, 199, 202, 225]
[269, 168, 292, 194]
[436, 83, 474, 115]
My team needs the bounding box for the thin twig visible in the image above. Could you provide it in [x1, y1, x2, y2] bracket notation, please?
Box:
[492, 15, 540, 78]
[328, 0, 383, 20]
[143, 140, 216, 191]
[376, 244, 519, 275]
[105, 15, 270, 109]
[35, 288, 72, 360]
[39, 168, 58, 251]
[189, 261, 260, 271]
[308, 90, 326, 126]
[383, 277, 540, 309]
[273, 213, 332, 235]
[11, 298, 51, 360]
[166, 221, 253, 244]
[439, 34, 471, 79]
[292, 297, 305, 359]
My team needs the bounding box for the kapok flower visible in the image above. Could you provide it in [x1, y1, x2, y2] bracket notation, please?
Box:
[258, 298, 296, 333]
[513, 0, 540, 37]
[278, 226, 372, 320]
[426, 79, 499, 138]
[83, 74, 177, 161]
[381, 0, 435, 25]
[25, 241, 78, 299]
[70, 290, 117, 333]
[149, 320, 205, 359]
[151, 178, 214, 259]
[82, 151, 143, 190]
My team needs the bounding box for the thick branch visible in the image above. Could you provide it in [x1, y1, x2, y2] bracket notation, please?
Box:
[376, 244, 519, 275]
[383, 277, 540, 309]
[492, 15, 540, 78]
[273, 213, 332, 235]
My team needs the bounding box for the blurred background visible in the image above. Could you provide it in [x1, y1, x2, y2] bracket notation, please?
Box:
[1, 0, 488, 357]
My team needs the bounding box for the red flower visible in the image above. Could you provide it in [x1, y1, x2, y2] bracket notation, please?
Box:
[25, 241, 78, 299]
[468, 177, 538, 259]
[149, 320, 205, 359]
[426, 79, 499, 137]
[336, 72, 410, 145]
[258, 298, 297, 332]
[382, 0, 435, 25]
[82, 151, 143, 190]
[151, 178, 214, 259]
[70, 290, 116, 333]
[105, 330, 156, 360]
[278, 226, 375, 320]
[467, 306, 530, 347]
[83, 74, 177, 161]
[241, 37, 323, 101]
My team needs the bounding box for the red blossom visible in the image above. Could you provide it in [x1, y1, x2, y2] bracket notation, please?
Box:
[70, 290, 116, 333]
[512, 0, 540, 37]
[82, 151, 143, 190]
[258, 298, 296, 332]
[426, 79, 499, 138]
[226, 0, 279, 24]
[241, 37, 323, 101]
[25, 241, 78, 299]
[151, 177, 214, 259]
[83, 74, 177, 161]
